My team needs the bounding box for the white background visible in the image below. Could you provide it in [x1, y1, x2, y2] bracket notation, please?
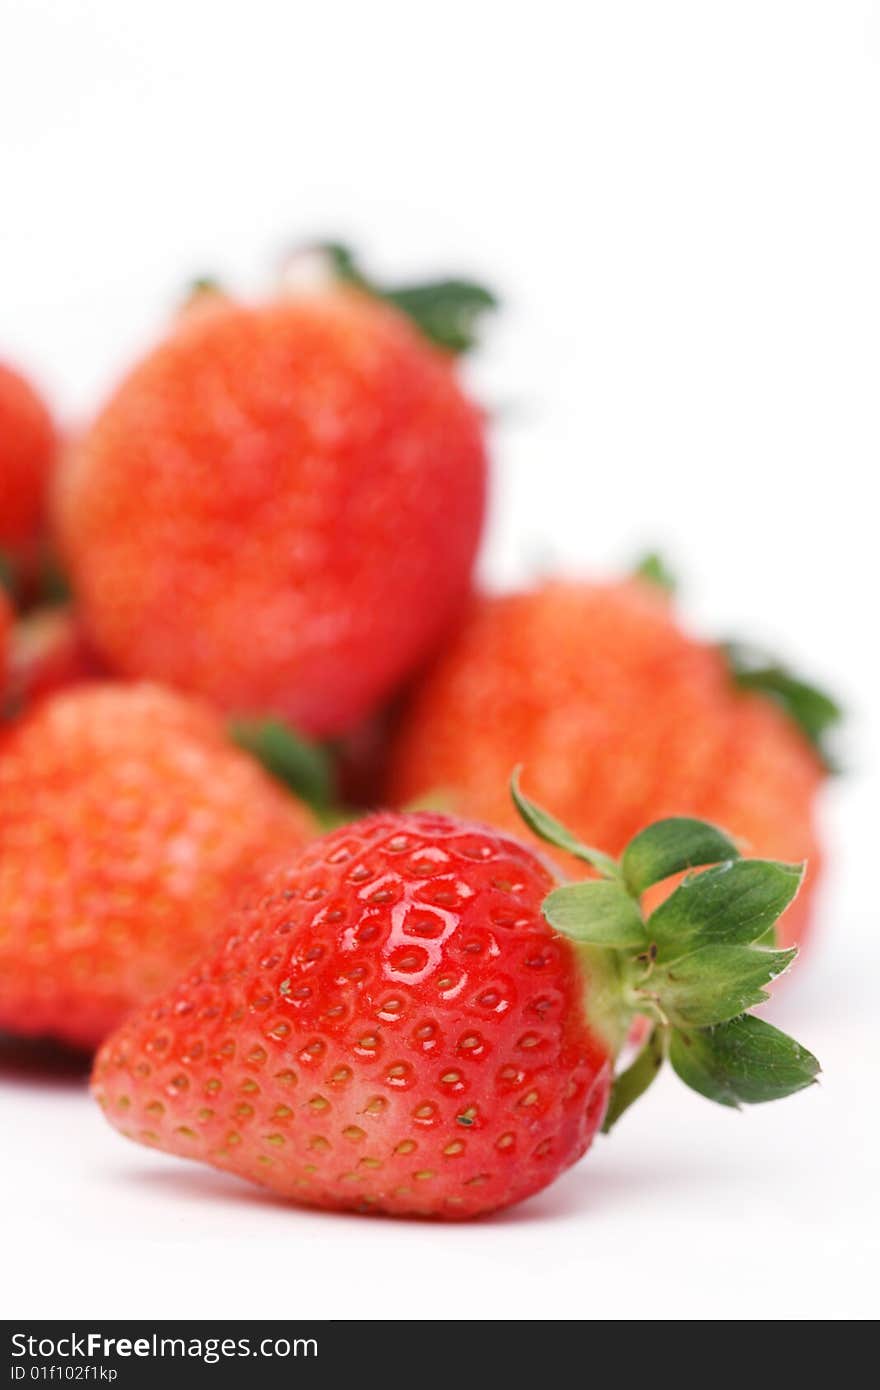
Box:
[1, 0, 877, 1321]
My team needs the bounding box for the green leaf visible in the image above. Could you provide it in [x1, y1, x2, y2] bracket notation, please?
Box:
[319, 242, 370, 290]
[543, 880, 647, 947]
[651, 944, 796, 1028]
[622, 817, 741, 896]
[384, 281, 497, 353]
[648, 859, 804, 956]
[602, 1027, 667, 1133]
[315, 241, 497, 353]
[230, 718, 336, 820]
[724, 641, 842, 770]
[632, 551, 677, 595]
[510, 768, 620, 880]
[669, 1014, 820, 1107]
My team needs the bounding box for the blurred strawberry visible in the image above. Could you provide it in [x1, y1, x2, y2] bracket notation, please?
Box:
[0, 682, 315, 1050]
[55, 251, 494, 737]
[0, 360, 57, 590]
[388, 573, 839, 950]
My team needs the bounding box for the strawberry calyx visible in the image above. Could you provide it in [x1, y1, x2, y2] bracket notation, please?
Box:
[630, 554, 842, 766]
[229, 717, 339, 824]
[511, 769, 820, 1130]
[632, 550, 677, 596]
[723, 640, 842, 771]
[293, 241, 498, 354]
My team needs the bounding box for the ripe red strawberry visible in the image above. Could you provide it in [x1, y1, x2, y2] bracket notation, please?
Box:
[4, 604, 103, 712]
[55, 258, 491, 737]
[0, 360, 57, 584]
[93, 787, 818, 1220]
[0, 682, 315, 1050]
[388, 577, 838, 951]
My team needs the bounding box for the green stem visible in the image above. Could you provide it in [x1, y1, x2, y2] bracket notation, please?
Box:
[602, 1027, 667, 1134]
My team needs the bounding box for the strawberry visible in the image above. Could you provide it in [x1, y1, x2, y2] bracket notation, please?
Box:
[93, 782, 818, 1220]
[55, 252, 493, 737]
[0, 360, 57, 588]
[0, 682, 315, 1050]
[388, 575, 840, 951]
[3, 604, 103, 712]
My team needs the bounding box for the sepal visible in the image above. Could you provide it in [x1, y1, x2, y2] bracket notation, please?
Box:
[602, 1027, 666, 1132]
[230, 718, 336, 820]
[647, 858, 804, 956]
[632, 551, 677, 595]
[510, 769, 621, 880]
[669, 1014, 820, 1107]
[318, 242, 497, 353]
[647, 943, 796, 1027]
[385, 282, 497, 354]
[543, 881, 646, 947]
[724, 641, 842, 770]
[622, 817, 741, 895]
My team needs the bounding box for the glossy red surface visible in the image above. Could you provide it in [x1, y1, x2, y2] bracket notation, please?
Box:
[94, 813, 613, 1219]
